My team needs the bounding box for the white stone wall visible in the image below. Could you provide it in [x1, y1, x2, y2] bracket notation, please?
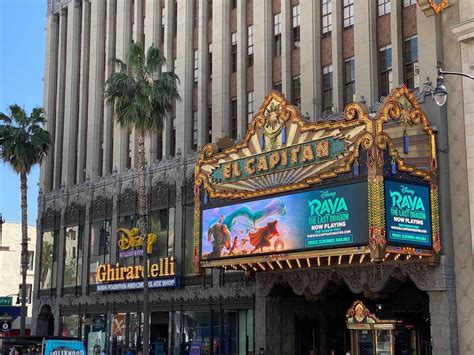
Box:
[0, 222, 37, 317]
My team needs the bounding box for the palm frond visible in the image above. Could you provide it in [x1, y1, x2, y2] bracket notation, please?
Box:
[9, 104, 27, 125]
[0, 107, 51, 174]
[110, 58, 128, 73]
[0, 112, 11, 123]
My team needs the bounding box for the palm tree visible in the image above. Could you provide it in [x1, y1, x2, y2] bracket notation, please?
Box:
[0, 105, 51, 336]
[105, 43, 180, 354]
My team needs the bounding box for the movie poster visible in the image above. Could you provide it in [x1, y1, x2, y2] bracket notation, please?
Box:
[385, 180, 432, 247]
[201, 182, 368, 260]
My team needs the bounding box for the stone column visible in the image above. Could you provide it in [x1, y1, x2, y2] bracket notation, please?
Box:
[175, 0, 194, 155]
[144, 0, 160, 163]
[55, 202, 67, 299]
[212, 0, 231, 140]
[449, 2, 474, 353]
[62, 1, 82, 186]
[113, 0, 132, 171]
[253, 0, 271, 106]
[416, 6, 441, 88]
[86, 0, 106, 179]
[236, 0, 247, 138]
[102, 0, 117, 176]
[42, 14, 60, 192]
[332, 0, 344, 112]
[281, 0, 291, 99]
[77, 1, 91, 184]
[254, 294, 267, 352]
[428, 289, 459, 354]
[300, 0, 320, 119]
[198, 0, 209, 146]
[354, 0, 378, 106]
[162, 0, 174, 159]
[53, 9, 68, 190]
[81, 186, 92, 296]
[129, 0, 145, 168]
[390, 0, 403, 86]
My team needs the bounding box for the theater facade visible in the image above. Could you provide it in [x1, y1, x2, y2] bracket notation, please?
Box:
[33, 88, 457, 354]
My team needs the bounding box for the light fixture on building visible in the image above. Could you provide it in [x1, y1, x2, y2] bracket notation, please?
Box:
[432, 68, 474, 107]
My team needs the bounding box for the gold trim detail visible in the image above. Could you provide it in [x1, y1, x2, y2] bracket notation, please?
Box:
[431, 185, 441, 253]
[368, 177, 386, 248]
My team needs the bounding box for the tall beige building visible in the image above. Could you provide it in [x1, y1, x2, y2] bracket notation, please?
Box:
[35, 0, 473, 354]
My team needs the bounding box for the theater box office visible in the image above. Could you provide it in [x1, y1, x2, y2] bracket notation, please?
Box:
[35, 88, 453, 355]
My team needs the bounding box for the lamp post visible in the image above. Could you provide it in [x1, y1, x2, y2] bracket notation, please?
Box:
[432, 68, 474, 107]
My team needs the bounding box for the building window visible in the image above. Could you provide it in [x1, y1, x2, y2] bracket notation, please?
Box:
[379, 45, 393, 97]
[40, 231, 57, 290]
[207, 105, 212, 143]
[404, 36, 419, 89]
[171, 117, 176, 156]
[157, 132, 163, 161]
[322, 65, 333, 112]
[193, 50, 199, 82]
[247, 91, 254, 124]
[274, 13, 282, 56]
[173, 0, 178, 37]
[247, 25, 254, 67]
[160, 10, 165, 44]
[231, 32, 237, 73]
[403, 0, 416, 6]
[292, 77, 301, 107]
[27, 251, 34, 271]
[230, 97, 238, 139]
[292, 5, 300, 48]
[273, 82, 282, 93]
[208, 0, 213, 19]
[193, 0, 199, 28]
[343, 0, 354, 28]
[231, 0, 237, 9]
[322, 0, 332, 36]
[149, 209, 169, 259]
[64, 225, 83, 288]
[208, 44, 213, 80]
[19, 284, 32, 304]
[344, 58, 355, 106]
[193, 111, 198, 151]
[89, 220, 111, 285]
[378, 0, 391, 16]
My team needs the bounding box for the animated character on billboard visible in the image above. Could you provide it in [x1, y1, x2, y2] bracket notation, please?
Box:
[207, 216, 232, 258]
[250, 220, 280, 253]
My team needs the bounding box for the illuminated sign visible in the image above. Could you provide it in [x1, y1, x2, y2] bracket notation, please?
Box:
[201, 182, 368, 260]
[210, 138, 347, 183]
[384, 180, 432, 248]
[96, 257, 176, 292]
[117, 227, 157, 258]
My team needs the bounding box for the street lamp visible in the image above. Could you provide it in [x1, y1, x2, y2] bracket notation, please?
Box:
[433, 69, 474, 107]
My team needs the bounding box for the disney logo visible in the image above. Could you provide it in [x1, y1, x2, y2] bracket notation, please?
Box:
[400, 185, 415, 195]
[320, 190, 336, 198]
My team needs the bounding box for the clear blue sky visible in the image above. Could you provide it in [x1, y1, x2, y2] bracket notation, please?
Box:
[0, 0, 47, 225]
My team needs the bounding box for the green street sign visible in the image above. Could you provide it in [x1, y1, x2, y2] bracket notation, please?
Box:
[0, 297, 12, 306]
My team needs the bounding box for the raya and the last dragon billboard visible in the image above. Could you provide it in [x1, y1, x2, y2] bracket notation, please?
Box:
[201, 182, 368, 260]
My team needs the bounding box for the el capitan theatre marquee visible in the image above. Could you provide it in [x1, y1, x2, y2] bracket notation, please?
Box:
[193, 87, 441, 272]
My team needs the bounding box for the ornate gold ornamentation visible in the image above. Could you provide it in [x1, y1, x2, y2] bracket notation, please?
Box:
[417, 0, 449, 15]
[431, 185, 441, 253]
[368, 177, 386, 248]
